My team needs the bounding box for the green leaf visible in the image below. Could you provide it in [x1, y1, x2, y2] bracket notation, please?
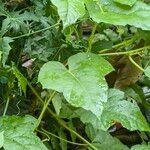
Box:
[67, 121, 77, 142]
[0, 51, 2, 61]
[0, 131, 4, 148]
[59, 103, 78, 119]
[0, 4, 7, 17]
[1, 11, 39, 35]
[85, 124, 129, 150]
[0, 37, 13, 66]
[101, 89, 150, 131]
[0, 115, 48, 150]
[58, 128, 67, 150]
[51, 0, 86, 28]
[85, 0, 150, 30]
[113, 0, 137, 7]
[52, 93, 62, 115]
[75, 89, 150, 131]
[131, 144, 150, 150]
[145, 66, 150, 78]
[12, 65, 27, 94]
[38, 52, 113, 118]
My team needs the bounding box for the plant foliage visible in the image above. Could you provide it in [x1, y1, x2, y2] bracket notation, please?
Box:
[0, 0, 150, 150]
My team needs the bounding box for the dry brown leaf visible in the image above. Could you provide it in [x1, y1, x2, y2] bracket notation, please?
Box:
[114, 56, 142, 89]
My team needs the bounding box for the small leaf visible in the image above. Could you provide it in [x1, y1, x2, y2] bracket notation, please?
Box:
[0, 115, 48, 150]
[12, 65, 27, 94]
[131, 144, 150, 150]
[52, 93, 62, 115]
[0, 51, 2, 61]
[58, 128, 67, 150]
[86, 124, 129, 150]
[0, 131, 4, 148]
[113, 0, 137, 7]
[145, 66, 150, 78]
[38, 52, 114, 118]
[60, 103, 77, 119]
[0, 3, 8, 17]
[0, 37, 13, 66]
[51, 0, 86, 28]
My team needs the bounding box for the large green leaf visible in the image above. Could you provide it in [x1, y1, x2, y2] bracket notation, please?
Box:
[85, 0, 150, 30]
[145, 66, 150, 78]
[86, 124, 129, 150]
[113, 0, 137, 6]
[38, 53, 113, 117]
[51, 0, 150, 30]
[51, 0, 86, 28]
[75, 89, 150, 131]
[0, 115, 48, 150]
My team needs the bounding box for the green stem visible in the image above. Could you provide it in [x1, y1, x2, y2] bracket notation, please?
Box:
[87, 23, 98, 52]
[37, 128, 88, 146]
[99, 46, 150, 56]
[13, 67, 98, 150]
[73, 25, 80, 40]
[35, 91, 97, 150]
[3, 97, 10, 116]
[128, 55, 144, 72]
[99, 36, 136, 54]
[77, 22, 83, 40]
[36, 91, 56, 127]
[31, 85, 97, 150]
[12, 22, 60, 40]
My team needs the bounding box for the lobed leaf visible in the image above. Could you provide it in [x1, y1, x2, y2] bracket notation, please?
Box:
[1, 11, 39, 35]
